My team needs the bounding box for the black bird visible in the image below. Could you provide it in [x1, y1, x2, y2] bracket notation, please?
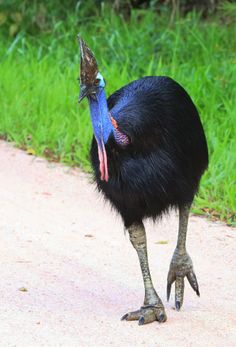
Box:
[78, 37, 208, 325]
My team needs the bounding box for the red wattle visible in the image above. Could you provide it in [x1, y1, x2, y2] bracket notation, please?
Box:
[97, 146, 105, 180]
[97, 141, 109, 182]
[101, 140, 109, 182]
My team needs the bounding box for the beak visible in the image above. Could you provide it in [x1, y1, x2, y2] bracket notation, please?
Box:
[78, 84, 98, 103]
[78, 85, 88, 103]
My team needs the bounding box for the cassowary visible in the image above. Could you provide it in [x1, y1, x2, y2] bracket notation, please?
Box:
[78, 37, 208, 325]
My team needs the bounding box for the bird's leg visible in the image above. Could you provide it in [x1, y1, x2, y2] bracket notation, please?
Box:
[167, 204, 200, 310]
[121, 222, 167, 325]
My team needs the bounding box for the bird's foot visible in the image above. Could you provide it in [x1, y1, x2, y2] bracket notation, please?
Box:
[121, 303, 167, 325]
[167, 250, 199, 310]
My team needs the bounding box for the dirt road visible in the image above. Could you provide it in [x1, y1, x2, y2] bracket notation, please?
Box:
[0, 140, 235, 347]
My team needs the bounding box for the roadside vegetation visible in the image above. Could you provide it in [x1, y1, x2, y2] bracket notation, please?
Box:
[0, 3, 235, 226]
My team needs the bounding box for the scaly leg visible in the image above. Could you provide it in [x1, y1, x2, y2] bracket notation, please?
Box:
[167, 204, 200, 310]
[121, 222, 167, 325]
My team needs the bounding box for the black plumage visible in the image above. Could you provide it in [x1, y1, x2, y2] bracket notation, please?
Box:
[90, 76, 208, 227]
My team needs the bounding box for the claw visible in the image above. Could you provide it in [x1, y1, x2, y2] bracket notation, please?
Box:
[167, 283, 172, 301]
[121, 309, 140, 321]
[121, 313, 128, 321]
[138, 316, 145, 325]
[187, 271, 200, 296]
[175, 300, 181, 311]
[158, 313, 166, 322]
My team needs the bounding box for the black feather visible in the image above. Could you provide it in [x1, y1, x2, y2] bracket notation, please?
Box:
[90, 76, 208, 227]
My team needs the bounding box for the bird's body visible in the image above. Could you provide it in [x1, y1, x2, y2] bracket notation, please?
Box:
[78, 37, 208, 325]
[91, 76, 208, 227]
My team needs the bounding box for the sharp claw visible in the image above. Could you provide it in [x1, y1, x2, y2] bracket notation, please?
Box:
[175, 300, 181, 311]
[121, 313, 128, 321]
[167, 283, 172, 301]
[187, 271, 200, 297]
[158, 313, 166, 322]
[138, 316, 145, 325]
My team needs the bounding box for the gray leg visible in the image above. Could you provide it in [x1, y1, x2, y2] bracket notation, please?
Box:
[121, 222, 167, 325]
[167, 204, 200, 310]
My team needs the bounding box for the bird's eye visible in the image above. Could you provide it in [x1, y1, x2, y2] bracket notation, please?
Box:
[94, 78, 100, 86]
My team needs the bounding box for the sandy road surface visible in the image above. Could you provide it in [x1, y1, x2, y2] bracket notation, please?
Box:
[0, 140, 235, 347]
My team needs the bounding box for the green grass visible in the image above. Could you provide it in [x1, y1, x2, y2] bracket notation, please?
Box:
[0, 8, 235, 226]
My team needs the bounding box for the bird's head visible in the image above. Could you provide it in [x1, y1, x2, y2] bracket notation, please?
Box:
[78, 36, 112, 182]
[78, 36, 106, 102]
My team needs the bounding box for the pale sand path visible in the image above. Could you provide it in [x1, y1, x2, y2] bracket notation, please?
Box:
[0, 140, 235, 347]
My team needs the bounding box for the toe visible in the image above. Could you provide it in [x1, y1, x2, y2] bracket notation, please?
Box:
[121, 309, 141, 321]
[140, 309, 157, 325]
[157, 311, 167, 323]
[175, 301, 181, 311]
[175, 276, 184, 310]
[138, 308, 164, 325]
[187, 270, 200, 296]
[138, 316, 145, 325]
[121, 313, 129, 321]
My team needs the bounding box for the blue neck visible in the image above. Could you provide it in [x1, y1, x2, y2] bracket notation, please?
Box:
[88, 88, 113, 146]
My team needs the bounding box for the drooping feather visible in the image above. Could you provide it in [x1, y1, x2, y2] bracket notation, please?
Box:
[90, 76, 208, 227]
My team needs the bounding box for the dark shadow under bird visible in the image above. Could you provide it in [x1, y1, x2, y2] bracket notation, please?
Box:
[78, 37, 208, 325]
